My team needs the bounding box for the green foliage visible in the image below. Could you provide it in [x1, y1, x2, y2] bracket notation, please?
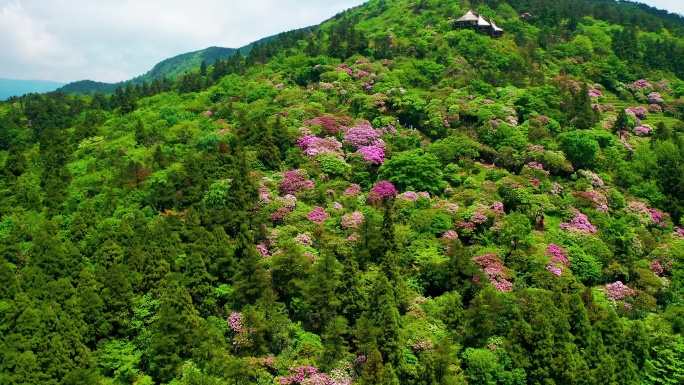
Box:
[2, 1, 684, 383]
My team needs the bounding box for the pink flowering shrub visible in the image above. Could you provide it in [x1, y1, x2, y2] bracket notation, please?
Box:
[588, 89, 602, 99]
[538, 115, 550, 124]
[633, 125, 653, 136]
[257, 244, 270, 258]
[343, 122, 379, 148]
[560, 213, 597, 233]
[332, 202, 343, 210]
[204, 110, 213, 116]
[228, 312, 244, 332]
[649, 104, 663, 112]
[525, 161, 550, 175]
[368, 181, 398, 202]
[279, 170, 314, 195]
[294, 233, 313, 247]
[579, 170, 604, 187]
[344, 184, 362, 197]
[258, 183, 271, 205]
[308, 206, 328, 224]
[399, 191, 419, 201]
[628, 79, 652, 91]
[442, 230, 459, 240]
[472, 212, 488, 224]
[604, 281, 636, 303]
[341, 212, 365, 229]
[628, 106, 648, 118]
[355, 145, 385, 165]
[648, 92, 664, 104]
[546, 244, 570, 276]
[298, 135, 344, 158]
[303, 115, 352, 134]
[491, 202, 505, 214]
[603, 104, 616, 111]
[472, 253, 513, 292]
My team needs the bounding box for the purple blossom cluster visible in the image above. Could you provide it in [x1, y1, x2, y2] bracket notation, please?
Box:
[279, 170, 315, 195]
[298, 135, 344, 158]
[526, 161, 550, 175]
[491, 202, 505, 214]
[560, 213, 597, 233]
[355, 145, 385, 165]
[278, 366, 318, 384]
[257, 244, 270, 258]
[588, 89, 603, 99]
[483, 99, 495, 104]
[628, 106, 649, 118]
[633, 125, 653, 136]
[407, 338, 435, 353]
[308, 206, 329, 224]
[303, 116, 349, 134]
[579, 170, 604, 187]
[528, 144, 546, 151]
[472, 212, 488, 224]
[278, 194, 297, 210]
[442, 230, 459, 240]
[648, 208, 664, 224]
[399, 191, 419, 201]
[621, 136, 634, 151]
[344, 184, 362, 197]
[650, 256, 672, 276]
[258, 183, 271, 205]
[604, 281, 636, 303]
[228, 312, 244, 332]
[368, 181, 398, 203]
[650, 104, 663, 112]
[603, 104, 616, 111]
[648, 92, 664, 104]
[472, 253, 513, 292]
[538, 115, 550, 124]
[275, 83, 285, 89]
[295, 233, 313, 247]
[546, 244, 570, 276]
[343, 122, 379, 149]
[341, 212, 365, 229]
[271, 207, 291, 223]
[354, 69, 371, 78]
[332, 202, 343, 210]
[629, 79, 652, 90]
[675, 227, 684, 238]
[204, 110, 213, 116]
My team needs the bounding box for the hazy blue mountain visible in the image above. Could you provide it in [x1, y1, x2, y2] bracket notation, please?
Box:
[0, 78, 66, 100]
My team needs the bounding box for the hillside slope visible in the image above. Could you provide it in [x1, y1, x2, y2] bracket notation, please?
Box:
[2, 0, 684, 384]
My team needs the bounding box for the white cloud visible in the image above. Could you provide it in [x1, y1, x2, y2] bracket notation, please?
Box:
[0, 0, 367, 82]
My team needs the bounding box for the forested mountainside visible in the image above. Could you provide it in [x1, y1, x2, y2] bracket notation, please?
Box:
[2, 0, 684, 383]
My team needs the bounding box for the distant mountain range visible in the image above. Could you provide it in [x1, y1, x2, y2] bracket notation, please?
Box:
[56, 31, 289, 95]
[0, 78, 66, 100]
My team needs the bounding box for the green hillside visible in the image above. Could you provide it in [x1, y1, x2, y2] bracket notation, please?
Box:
[2, 0, 684, 384]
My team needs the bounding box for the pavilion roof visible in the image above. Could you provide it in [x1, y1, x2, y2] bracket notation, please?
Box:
[455, 10, 479, 22]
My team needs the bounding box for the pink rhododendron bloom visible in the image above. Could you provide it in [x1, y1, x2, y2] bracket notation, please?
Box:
[356, 145, 385, 165]
[491, 202, 505, 214]
[257, 244, 270, 258]
[604, 281, 636, 303]
[368, 181, 398, 202]
[472, 212, 488, 224]
[344, 184, 362, 197]
[560, 213, 597, 233]
[628, 106, 648, 118]
[648, 92, 664, 104]
[473, 253, 512, 292]
[204, 110, 213, 116]
[341, 211, 365, 229]
[650, 104, 663, 112]
[274, 83, 284, 88]
[400, 191, 419, 201]
[343, 122, 379, 148]
[483, 99, 495, 104]
[279, 170, 313, 194]
[308, 206, 328, 224]
[442, 230, 459, 240]
[603, 104, 616, 111]
[538, 115, 550, 124]
[634, 125, 652, 135]
[579, 170, 604, 187]
[294, 233, 313, 247]
[332, 202, 343, 210]
[588, 89, 602, 99]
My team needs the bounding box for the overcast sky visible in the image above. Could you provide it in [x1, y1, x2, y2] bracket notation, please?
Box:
[1, 0, 682, 84]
